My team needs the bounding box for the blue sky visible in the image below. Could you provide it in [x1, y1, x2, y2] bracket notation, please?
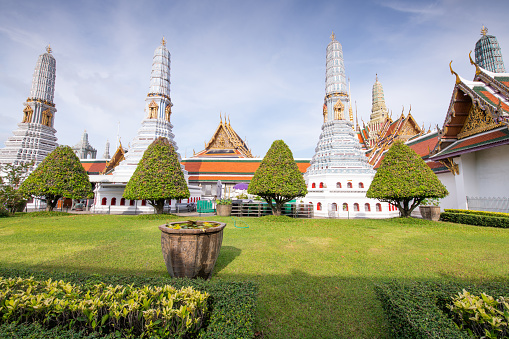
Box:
[1, 0, 508, 158]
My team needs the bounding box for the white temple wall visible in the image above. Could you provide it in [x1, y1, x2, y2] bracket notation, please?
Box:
[474, 145, 509, 198]
[436, 171, 457, 210]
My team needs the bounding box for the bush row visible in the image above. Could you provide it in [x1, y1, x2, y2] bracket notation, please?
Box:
[0, 276, 208, 338]
[440, 211, 509, 228]
[374, 280, 509, 339]
[444, 209, 509, 219]
[0, 267, 257, 339]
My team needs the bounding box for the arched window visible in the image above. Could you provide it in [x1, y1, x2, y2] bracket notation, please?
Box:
[331, 203, 337, 211]
[120, 198, 126, 206]
[111, 197, 116, 206]
[336, 182, 342, 188]
[129, 200, 135, 206]
[358, 182, 364, 188]
[347, 182, 352, 188]
[312, 183, 316, 188]
[319, 182, 324, 188]
[354, 203, 359, 211]
[343, 203, 348, 211]
[317, 202, 322, 211]
[376, 203, 382, 212]
[365, 203, 371, 212]
[101, 197, 107, 206]
[141, 200, 147, 206]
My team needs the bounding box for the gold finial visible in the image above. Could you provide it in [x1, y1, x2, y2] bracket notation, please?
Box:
[449, 61, 461, 84]
[469, 50, 481, 75]
[161, 37, 166, 46]
[481, 25, 488, 36]
[376, 73, 378, 82]
[330, 31, 335, 41]
[46, 44, 52, 53]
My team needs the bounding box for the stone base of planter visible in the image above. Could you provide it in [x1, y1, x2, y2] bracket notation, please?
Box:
[419, 206, 441, 221]
[159, 222, 226, 279]
[216, 204, 232, 216]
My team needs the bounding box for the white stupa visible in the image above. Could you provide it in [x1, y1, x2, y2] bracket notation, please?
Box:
[91, 38, 201, 213]
[304, 33, 398, 218]
[0, 46, 58, 168]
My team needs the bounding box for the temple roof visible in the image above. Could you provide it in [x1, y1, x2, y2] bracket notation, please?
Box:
[182, 158, 310, 183]
[192, 115, 253, 158]
[435, 58, 509, 154]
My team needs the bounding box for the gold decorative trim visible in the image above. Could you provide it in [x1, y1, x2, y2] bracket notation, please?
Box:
[41, 109, 52, 127]
[165, 105, 171, 122]
[439, 158, 459, 175]
[457, 102, 501, 139]
[334, 99, 344, 120]
[148, 100, 158, 119]
[449, 61, 461, 85]
[22, 105, 33, 123]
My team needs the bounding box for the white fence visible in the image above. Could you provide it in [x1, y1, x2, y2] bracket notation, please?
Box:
[467, 197, 509, 213]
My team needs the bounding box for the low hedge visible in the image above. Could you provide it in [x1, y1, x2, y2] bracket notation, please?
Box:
[444, 209, 509, 219]
[374, 280, 509, 339]
[0, 267, 257, 339]
[440, 212, 509, 228]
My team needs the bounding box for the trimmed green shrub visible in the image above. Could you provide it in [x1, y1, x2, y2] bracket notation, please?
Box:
[448, 290, 509, 338]
[0, 276, 208, 338]
[444, 209, 509, 219]
[0, 267, 256, 339]
[367, 141, 448, 217]
[20, 146, 93, 212]
[375, 280, 509, 339]
[440, 212, 509, 228]
[248, 140, 307, 216]
[123, 137, 190, 214]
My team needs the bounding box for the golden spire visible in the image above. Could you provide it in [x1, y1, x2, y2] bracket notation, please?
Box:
[481, 25, 488, 36]
[449, 61, 461, 84]
[46, 44, 52, 53]
[161, 36, 167, 46]
[330, 31, 336, 41]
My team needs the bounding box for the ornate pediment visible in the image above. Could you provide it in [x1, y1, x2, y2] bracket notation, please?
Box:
[457, 103, 501, 139]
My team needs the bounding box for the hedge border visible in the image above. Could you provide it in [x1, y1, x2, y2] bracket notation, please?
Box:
[444, 209, 509, 219]
[0, 267, 256, 339]
[440, 211, 509, 228]
[374, 280, 509, 339]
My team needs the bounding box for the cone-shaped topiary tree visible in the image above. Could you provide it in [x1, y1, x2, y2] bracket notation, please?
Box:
[248, 140, 307, 216]
[20, 146, 93, 211]
[123, 137, 189, 214]
[366, 140, 448, 217]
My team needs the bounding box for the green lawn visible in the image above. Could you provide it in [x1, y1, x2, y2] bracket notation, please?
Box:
[1, 214, 508, 338]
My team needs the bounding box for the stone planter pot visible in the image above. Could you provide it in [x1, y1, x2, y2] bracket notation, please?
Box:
[419, 206, 441, 221]
[159, 221, 226, 279]
[216, 204, 232, 216]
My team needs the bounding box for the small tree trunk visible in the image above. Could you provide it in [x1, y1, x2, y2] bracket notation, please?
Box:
[153, 199, 165, 214]
[46, 196, 59, 212]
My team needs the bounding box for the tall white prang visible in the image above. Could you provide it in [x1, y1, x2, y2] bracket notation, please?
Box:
[304, 33, 399, 218]
[91, 38, 201, 214]
[0, 46, 58, 168]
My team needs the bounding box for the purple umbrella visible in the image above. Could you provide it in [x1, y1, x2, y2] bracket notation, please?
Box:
[233, 182, 249, 190]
